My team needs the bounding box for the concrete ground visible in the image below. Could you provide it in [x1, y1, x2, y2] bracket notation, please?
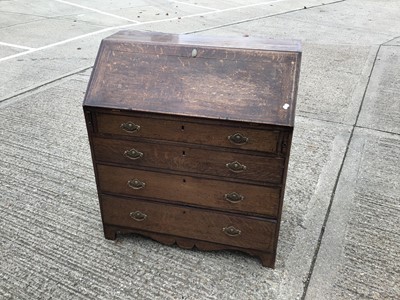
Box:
[0, 0, 399, 299]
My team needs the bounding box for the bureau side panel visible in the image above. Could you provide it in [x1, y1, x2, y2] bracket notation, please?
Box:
[274, 129, 294, 253]
[82, 108, 108, 232]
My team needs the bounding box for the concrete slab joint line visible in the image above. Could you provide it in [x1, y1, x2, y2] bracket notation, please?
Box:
[0, 66, 92, 106]
[301, 34, 400, 299]
[382, 35, 400, 46]
[2, 0, 400, 298]
[0, 0, 343, 63]
[184, 0, 346, 34]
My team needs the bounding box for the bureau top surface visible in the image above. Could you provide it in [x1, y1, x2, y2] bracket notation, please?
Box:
[84, 30, 301, 127]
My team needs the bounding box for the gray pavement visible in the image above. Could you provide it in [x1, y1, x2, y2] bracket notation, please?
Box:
[0, 1, 399, 299]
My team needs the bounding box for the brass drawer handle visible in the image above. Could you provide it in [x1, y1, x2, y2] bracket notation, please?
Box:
[228, 133, 248, 145]
[130, 211, 147, 222]
[224, 192, 244, 203]
[124, 148, 143, 160]
[223, 226, 241, 237]
[121, 121, 140, 133]
[127, 179, 146, 190]
[226, 161, 246, 173]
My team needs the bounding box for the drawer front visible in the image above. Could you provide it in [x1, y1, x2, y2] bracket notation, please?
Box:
[96, 113, 280, 153]
[101, 195, 276, 252]
[97, 164, 280, 217]
[93, 138, 284, 183]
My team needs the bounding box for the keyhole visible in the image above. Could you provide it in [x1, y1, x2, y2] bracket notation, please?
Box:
[181, 125, 185, 131]
[182, 150, 186, 156]
[182, 178, 186, 183]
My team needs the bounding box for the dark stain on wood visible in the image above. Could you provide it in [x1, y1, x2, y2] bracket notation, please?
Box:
[83, 30, 301, 268]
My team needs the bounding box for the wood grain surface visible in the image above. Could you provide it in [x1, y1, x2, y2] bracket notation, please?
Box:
[101, 195, 277, 252]
[92, 137, 284, 183]
[84, 31, 301, 127]
[83, 31, 300, 268]
[97, 164, 281, 217]
[96, 112, 281, 153]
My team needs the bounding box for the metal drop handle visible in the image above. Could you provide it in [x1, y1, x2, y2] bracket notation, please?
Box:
[223, 226, 241, 237]
[124, 148, 143, 160]
[224, 192, 244, 203]
[127, 179, 146, 190]
[130, 211, 147, 222]
[226, 161, 246, 173]
[228, 133, 248, 145]
[121, 121, 140, 133]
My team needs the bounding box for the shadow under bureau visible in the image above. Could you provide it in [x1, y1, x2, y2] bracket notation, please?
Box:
[83, 30, 301, 268]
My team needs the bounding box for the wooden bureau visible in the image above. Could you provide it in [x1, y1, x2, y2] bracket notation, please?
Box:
[83, 30, 301, 268]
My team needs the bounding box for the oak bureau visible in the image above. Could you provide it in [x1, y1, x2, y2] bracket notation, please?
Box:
[83, 30, 301, 268]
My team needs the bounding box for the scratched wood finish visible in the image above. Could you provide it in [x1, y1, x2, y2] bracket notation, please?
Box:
[108, 30, 301, 52]
[93, 137, 284, 183]
[84, 31, 301, 127]
[83, 31, 301, 268]
[103, 224, 276, 267]
[97, 164, 281, 217]
[101, 195, 276, 252]
[96, 112, 281, 153]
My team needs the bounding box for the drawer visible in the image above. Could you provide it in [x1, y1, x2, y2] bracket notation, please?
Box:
[101, 195, 277, 252]
[96, 113, 280, 153]
[93, 137, 284, 183]
[97, 164, 280, 217]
